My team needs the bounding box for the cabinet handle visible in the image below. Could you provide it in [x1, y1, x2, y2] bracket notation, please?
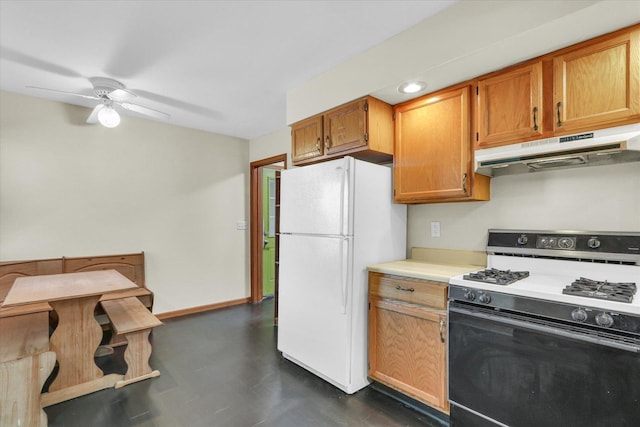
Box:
[532, 106, 539, 131]
[395, 285, 415, 292]
[439, 319, 445, 343]
[325, 135, 330, 151]
[556, 101, 562, 127]
[316, 137, 321, 152]
[462, 173, 468, 194]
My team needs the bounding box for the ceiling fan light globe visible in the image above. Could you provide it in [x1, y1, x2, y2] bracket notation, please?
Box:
[98, 106, 120, 128]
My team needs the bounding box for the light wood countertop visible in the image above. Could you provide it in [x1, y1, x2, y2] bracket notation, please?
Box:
[367, 247, 486, 283]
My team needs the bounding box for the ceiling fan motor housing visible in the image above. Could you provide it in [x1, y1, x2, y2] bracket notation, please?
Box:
[89, 77, 125, 98]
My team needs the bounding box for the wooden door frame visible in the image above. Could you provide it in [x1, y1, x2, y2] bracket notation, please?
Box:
[250, 154, 287, 304]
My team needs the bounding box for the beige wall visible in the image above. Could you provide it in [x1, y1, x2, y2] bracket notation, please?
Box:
[249, 127, 290, 165]
[0, 91, 250, 314]
[407, 163, 640, 253]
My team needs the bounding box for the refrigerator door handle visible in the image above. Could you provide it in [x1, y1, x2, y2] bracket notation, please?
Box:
[339, 157, 349, 237]
[339, 236, 349, 314]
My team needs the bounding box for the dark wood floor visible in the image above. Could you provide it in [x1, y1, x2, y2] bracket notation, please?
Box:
[44, 299, 445, 426]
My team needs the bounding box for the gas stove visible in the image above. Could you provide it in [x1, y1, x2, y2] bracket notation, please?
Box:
[448, 229, 640, 334]
[448, 229, 640, 427]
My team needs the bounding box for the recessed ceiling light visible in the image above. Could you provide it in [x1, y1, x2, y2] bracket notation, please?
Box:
[398, 81, 427, 94]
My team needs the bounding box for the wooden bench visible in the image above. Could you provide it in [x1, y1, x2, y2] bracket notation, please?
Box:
[0, 252, 153, 311]
[1, 252, 154, 347]
[0, 303, 55, 427]
[0, 351, 56, 427]
[100, 297, 162, 388]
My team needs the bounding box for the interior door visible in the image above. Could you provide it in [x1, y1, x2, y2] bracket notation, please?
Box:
[262, 168, 277, 297]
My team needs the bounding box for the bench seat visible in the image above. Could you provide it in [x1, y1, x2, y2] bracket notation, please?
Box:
[100, 297, 162, 388]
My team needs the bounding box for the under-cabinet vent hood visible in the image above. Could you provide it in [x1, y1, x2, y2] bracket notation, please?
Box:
[475, 124, 640, 177]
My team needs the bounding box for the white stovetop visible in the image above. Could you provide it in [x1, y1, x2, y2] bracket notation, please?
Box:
[448, 255, 640, 316]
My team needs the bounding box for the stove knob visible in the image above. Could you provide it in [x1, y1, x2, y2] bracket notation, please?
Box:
[517, 235, 528, 245]
[595, 312, 614, 328]
[464, 290, 476, 301]
[571, 308, 588, 322]
[479, 293, 491, 304]
[588, 238, 601, 249]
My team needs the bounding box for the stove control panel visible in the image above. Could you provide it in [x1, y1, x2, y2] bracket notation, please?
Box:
[487, 230, 640, 263]
[449, 285, 640, 336]
[537, 235, 576, 250]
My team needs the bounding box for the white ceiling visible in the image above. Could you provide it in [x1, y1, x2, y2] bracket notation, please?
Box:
[0, 0, 457, 140]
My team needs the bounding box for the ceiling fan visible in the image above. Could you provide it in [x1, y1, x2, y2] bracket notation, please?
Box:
[27, 77, 170, 128]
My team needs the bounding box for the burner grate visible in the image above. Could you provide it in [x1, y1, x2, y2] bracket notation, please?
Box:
[463, 268, 530, 286]
[562, 277, 637, 303]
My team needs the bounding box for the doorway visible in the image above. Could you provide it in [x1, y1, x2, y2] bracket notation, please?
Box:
[250, 154, 286, 323]
[261, 167, 277, 298]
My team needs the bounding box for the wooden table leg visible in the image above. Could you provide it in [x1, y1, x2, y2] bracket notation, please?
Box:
[48, 296, 103, 391]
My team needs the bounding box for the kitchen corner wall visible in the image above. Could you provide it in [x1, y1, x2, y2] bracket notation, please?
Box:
[0, 91, 250, 314]
[249, 127, 290, 164]
[408, 163, 640, 253]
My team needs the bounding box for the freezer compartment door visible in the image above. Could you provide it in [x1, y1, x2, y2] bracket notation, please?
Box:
[280, 157, 353, 236]
[277, 234, 353, 389]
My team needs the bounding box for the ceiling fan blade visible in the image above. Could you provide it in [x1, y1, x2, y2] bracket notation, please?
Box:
[86, 104, 104, 124]
[107, 88, 137, 102]
[119, 102, 170, 120]
[26, 86, 100, 100]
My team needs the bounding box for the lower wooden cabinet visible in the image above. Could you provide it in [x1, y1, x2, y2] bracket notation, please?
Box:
[368, 272, 449, 414]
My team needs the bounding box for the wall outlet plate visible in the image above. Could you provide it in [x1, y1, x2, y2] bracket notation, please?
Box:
[430, 221, 441, 238]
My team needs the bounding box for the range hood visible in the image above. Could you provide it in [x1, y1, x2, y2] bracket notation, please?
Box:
[475, 124, 640, 177]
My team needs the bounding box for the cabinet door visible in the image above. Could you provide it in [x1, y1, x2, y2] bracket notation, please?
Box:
[291, 115, 323, 163]
[368, 297, 449, 414]
[394, 86, 472, 202]
[553, 29, 640, 134]
[477, 62, 544, 148]
[324, 98, 367, 156]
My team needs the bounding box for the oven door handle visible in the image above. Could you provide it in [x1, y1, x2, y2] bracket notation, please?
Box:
[449, 306, 640, 353]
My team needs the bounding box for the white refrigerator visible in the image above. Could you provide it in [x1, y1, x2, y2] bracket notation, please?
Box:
[277, 156, 407, 394]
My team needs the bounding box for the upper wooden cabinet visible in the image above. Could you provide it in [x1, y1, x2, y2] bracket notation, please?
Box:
[474, 25, 640, 149]
[553, 28, 640, 134]
[324, 98, 367, 156]
[291, 96, 393, 166]
[476, 61, 544, 148]
[394, 85, 490, 203]
[291, 115, 324, 163]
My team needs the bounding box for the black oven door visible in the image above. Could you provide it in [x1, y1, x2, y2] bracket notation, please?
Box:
[448, 302, 640, 427]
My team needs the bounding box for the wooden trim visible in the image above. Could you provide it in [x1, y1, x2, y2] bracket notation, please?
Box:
[249, 154, 287, 304]
[155, 297, 250, 320]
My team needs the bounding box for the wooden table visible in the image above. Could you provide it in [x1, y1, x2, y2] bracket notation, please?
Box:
[2, 269, 138, 406]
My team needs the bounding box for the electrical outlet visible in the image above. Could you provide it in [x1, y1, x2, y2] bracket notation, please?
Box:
[430, 221, 441, 238]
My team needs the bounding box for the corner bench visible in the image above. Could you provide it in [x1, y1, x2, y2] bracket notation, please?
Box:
[100, 297, 162, 388]
[0, 252, 154, 347]
[0, 302, 55, 427]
